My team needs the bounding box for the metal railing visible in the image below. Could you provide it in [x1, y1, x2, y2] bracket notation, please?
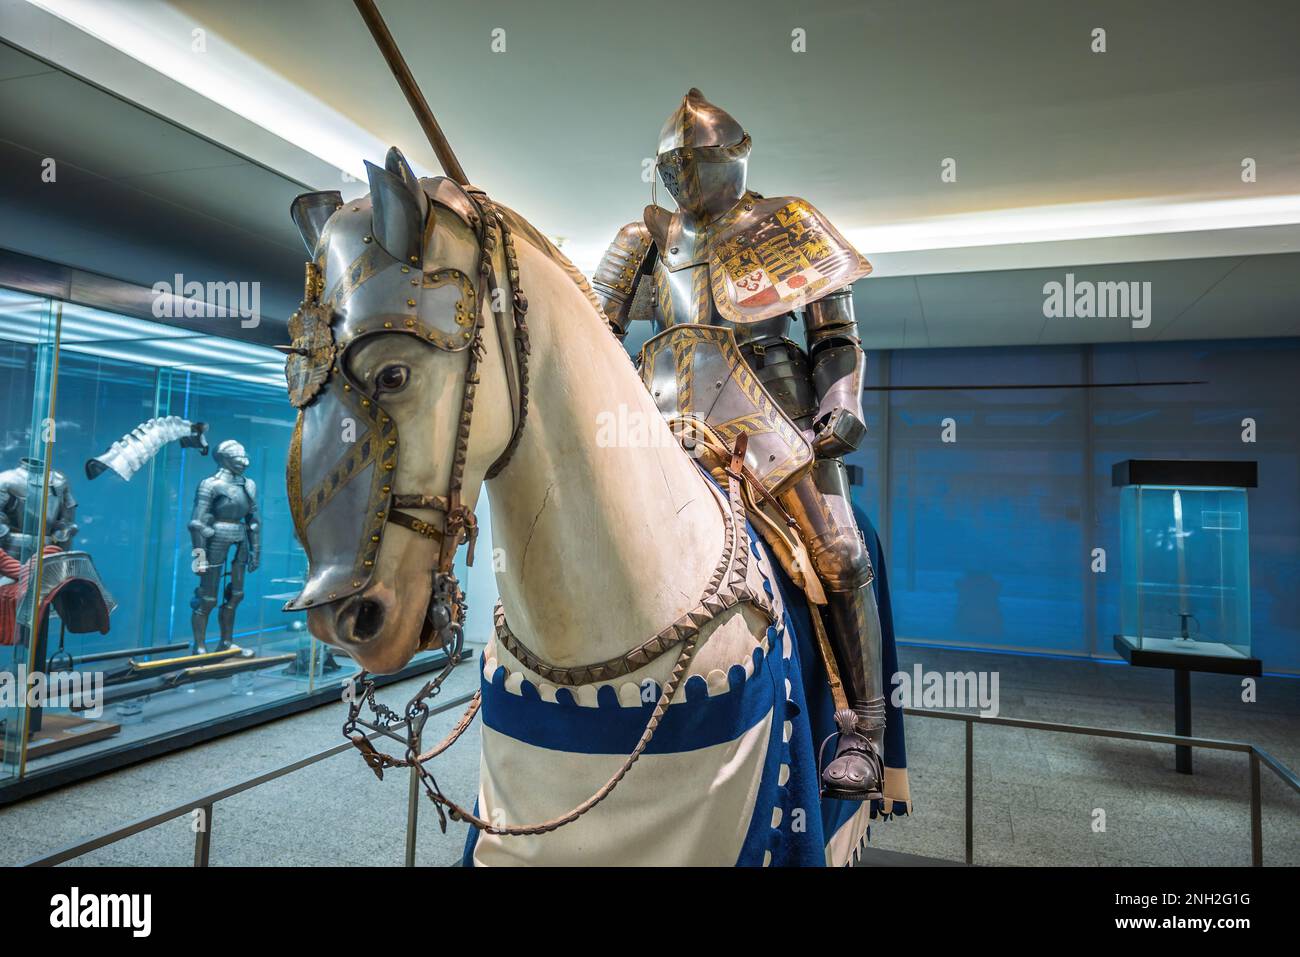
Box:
[22, 688, 477, 867]
[21, 702, 1300, 867]
[903, 707, 1300, 867]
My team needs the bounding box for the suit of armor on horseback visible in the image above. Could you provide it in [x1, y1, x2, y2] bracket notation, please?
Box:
[592, 89, 886, 801]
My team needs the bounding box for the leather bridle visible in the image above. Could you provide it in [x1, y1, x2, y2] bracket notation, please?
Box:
[379, 189, 530, 649]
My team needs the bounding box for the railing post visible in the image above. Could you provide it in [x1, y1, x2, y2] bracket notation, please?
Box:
[193, 803, 212, 867]
[404, 745, 421, 867]
[964, 719, 974, 866]
[1249, 750, 1262, 867]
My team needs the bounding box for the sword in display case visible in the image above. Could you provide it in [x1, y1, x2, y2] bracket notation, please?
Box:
[100, 645, 244, 686]
[72, 652, 298, 709]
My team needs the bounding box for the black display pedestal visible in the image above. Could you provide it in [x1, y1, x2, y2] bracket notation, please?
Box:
[1114, 634, 1262, 774]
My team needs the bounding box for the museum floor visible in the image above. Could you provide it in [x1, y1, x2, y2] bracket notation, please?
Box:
[1, 645, 1296, 867]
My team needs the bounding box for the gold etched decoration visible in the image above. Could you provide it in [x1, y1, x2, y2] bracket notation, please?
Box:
[284, 304, 335, 409]
[707, 195, 872, 325]
[286, 415, 308, 555]
[283, 262, 336, 409]
[297, 427, 380, 529]
[417, 268, 478, 350]
[655, 264, 676, 327]
[326, 244, 387, 310]
[638, 325, 813, 497]
[671, 333, 698, 417]
[691, 266, 713, 326]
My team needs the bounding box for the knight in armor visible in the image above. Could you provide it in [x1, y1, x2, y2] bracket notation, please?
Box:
[0, 458, 79, 558]
[189, 440, 260, 653]
[592, 90, 886, 801]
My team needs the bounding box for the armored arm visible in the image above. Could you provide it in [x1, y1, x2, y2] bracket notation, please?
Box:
[188, 477, 217, 551]
[244, 479, 261, 572]
[804, 287, 867, 457]
[591, 222, 656, 340]
[49, 484, 78, 547]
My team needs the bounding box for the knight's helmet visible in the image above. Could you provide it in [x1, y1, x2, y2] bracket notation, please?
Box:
[656, 88, 751, 221]
[215, 440, 249, 475]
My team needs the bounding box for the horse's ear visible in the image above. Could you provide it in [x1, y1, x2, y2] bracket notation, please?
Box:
[290, 190, 343, 255]
[385, 147, 429, 219]
[366, 158, 425, 265]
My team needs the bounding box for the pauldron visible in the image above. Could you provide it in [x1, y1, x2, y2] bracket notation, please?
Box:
[647, 191, 871, 325]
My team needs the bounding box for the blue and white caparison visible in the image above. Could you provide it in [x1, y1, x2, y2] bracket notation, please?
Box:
[464, 506, 909, 866]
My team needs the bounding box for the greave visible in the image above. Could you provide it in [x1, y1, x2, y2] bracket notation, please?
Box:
[191, 609, 212, 654]
[825, 581, 887, 757]
[217, 603, 237, 651]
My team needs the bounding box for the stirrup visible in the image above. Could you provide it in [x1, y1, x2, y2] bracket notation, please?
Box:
[818, 711, 885, 802]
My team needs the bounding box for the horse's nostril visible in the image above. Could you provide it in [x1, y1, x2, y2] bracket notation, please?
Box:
[353, 598, 386, 642]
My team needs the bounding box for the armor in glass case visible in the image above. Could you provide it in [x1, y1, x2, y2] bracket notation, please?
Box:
[0, 288, 452, 802]
[1112, 459, 1259, 670]
[188, 440, 261, 654]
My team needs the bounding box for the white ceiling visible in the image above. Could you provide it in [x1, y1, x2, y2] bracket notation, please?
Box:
[2, 0, 1298, 348]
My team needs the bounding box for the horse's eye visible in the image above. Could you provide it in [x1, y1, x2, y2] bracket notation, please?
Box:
[376, 363, 410, 394]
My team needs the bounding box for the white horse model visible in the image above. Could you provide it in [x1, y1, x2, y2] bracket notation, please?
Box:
[281, 147, 901, 866]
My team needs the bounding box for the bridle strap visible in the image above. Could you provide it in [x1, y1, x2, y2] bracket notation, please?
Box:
[481, 201, 530, 481]
[383, 194, 528, 572]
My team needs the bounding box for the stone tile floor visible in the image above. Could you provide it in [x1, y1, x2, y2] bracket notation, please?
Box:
[0, 643, 1295, 867]
[870, 645, 1299, 867]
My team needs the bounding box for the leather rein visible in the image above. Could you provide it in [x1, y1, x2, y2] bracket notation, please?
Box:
[342, 195, 772, 836]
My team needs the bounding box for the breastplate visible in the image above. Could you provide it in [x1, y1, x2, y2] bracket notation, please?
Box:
[0, 470, 70, 536]
[211, 482, 252, 523]
[654, 261, 793, 346]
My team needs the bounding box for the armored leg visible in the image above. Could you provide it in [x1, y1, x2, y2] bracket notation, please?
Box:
[778, 458, 886, 801]
[190, 563, 222, 655]
[217, 555, 247, 651]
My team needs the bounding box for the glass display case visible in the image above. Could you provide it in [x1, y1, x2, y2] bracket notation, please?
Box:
[1111, 459, 1261, 673]
[0, 285, 450, 803]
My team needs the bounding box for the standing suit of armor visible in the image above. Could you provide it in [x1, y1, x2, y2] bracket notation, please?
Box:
[189, 440, 260, 653]
[592, 90, 886, 800]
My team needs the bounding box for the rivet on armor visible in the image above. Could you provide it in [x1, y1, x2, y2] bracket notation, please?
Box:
[384, 321, 393, 328]
[353, 580, 361, 588]
[401, 265, 410, 273]
[381, 485, 391, 493]
[371, 535, 379, 543]
[364, 560, 373, 568]
[405, 319, 415, 327]
[406, 299, 416, 307]
[363, 235, 373, 243]
[384, 462, 394, 470]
